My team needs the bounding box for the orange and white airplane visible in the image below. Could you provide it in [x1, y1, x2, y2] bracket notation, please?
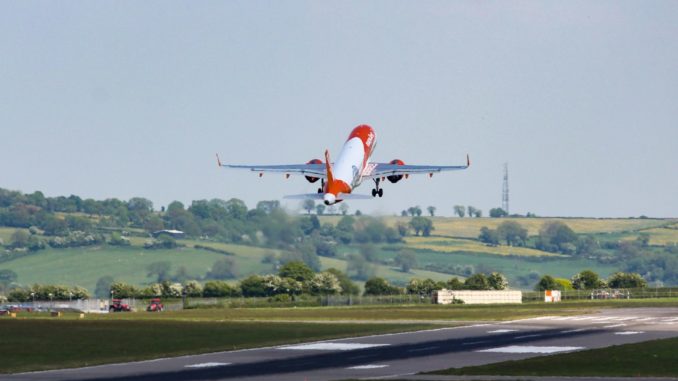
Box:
[217, 125, 469, 205]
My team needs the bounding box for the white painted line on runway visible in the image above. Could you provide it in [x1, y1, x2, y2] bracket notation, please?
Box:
[615, 331, 644, 335]
[561, 328, 588, 333]
[407, 346, 439, 352]
[185, 362, 230, 368]
[634, 317, 655, 322]
[661, 317, 678, 322]
[478, 345, 584, 354]
[613, 316, 639, 321]
[515, 334, 543, 339]
[487, 329, 518, 333]
[603, 323, 627, 328]
[572, 316, 597, 321]
[552, 316, 577, 321]
[591, 317, 616, 322]
[279, 343, 390, 351]
[348, 364, 389, 369]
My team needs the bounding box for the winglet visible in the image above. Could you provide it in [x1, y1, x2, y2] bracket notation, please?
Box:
[324, 149, 334, 184]
[216, 153, 222, 167]
[466, 154, 470, 167]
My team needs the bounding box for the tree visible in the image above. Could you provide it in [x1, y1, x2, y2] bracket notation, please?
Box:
[363, 277, 402, 295]
[607, 272, 647, 289]
[446, 277, 464, 290]
[315, 204, 326, 215]
[10, 229, 29, 248]
[278, 261, 315, 283]
[339, 203, 349, 215]
[464, 273, 490, 290]
[478, 227, 499, 245]
[489, 208, 508, 218]
[309, 272, 342, 295]
[207, 258, 238, 279]
[453, 205, 466, 218]
[496, 221, 528, 246]
[346, 253, 375, 280]
[406, 278, 443, 295]
[239, 275, 268, 297]
[94, 276, 115, 298]
[571, 270, 605, 290]
[203, 280, 240, 297]
[409, 216, 434, 236]
[146, 261, 172, 282]
[467, 206, 477, 218]
[325, 268, 360, 295]
[488, 272, 508, 290]
[538, 221, 577, 253]
[427, 206, 436, 217]
[535, 275, 559, 291]
[302, 199, 315, 214]
[395, 250, 417, 272]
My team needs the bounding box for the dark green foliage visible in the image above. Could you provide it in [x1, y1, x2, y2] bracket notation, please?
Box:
[496, 221, 527, 246]
[346, 253, 375, 281]
[571, 270, 605, 290]
[325, 268, 360, 295]
[94, 276, 115, 298]
[446, 277, 464, 290]
[395, 250, 417, 272]
[239, 275, 268, 297]
[534, 275, 559, 291]
[464, 273, 491, 290]
[489, 208, 508, 218]
[537, 221, 578, 253]
[478, 226, 500, 245]
[607, 272, 647, 288]
[206, 258, 238, 279]
[363, 277, 402, 295]
[278, 261, 315, 283]
[203, 280, 240, 297]
[409, 216, 434, 236]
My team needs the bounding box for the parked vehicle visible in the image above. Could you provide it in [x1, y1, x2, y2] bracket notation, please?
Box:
[146, 298, 164, 312]
[109, 299, 131, 312]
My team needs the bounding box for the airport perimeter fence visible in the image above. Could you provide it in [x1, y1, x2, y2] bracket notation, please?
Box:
[522, 287, 678, 302]
[185, 294, 434, 309]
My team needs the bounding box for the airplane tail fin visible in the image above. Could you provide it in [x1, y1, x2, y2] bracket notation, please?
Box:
[324, 149, 334, 184]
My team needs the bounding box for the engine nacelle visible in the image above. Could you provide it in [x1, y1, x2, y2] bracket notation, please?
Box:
[387, 159, 405, 183]
[305, 159, 323, 183]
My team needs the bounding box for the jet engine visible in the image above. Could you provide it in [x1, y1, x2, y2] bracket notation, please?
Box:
[386, 159, 405, 183]
[305, 159, 323, 183]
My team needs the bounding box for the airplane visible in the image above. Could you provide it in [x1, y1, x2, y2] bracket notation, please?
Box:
[217, 124, 469, 205]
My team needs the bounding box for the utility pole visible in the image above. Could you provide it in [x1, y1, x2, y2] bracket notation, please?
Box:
[502, 163, 509, 214]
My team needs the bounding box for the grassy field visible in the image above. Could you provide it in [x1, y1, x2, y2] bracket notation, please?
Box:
[0, 319, 432, 374]
[0, 243, 454, 291]
[320, 216, 674, 238]
[0, 227, 23, 243]
[431, 336, 678, 377]
[403, 236, 564, 257]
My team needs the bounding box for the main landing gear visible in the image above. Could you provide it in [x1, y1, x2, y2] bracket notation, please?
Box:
[371, 178, 384, 198]
[317, 179, 325, 194]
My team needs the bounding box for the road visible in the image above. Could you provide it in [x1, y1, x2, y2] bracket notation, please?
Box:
[5, 307, 678, 381]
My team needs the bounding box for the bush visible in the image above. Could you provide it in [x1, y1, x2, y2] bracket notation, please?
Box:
[364, 277, 402, 296]
[203, 280, 240, 297]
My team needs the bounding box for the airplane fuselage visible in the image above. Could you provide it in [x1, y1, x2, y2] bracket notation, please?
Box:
[323, 125, 376, 204]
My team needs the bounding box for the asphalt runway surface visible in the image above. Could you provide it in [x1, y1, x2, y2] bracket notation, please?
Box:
[5, 307, 678, 381]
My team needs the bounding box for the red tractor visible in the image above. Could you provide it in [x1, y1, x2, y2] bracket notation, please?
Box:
[109, 298, 132, 312]
[146, 298, 164, 312]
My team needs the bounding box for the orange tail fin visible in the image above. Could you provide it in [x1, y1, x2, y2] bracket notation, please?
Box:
[324, 149, 334, 184]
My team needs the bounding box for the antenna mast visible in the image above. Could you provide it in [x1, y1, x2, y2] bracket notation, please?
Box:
[502, 163, 509, 214]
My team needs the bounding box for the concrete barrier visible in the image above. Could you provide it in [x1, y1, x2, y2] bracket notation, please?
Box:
[434, 289, 522, 304]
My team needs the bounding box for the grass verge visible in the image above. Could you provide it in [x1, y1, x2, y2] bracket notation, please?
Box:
[430, 337, 678, 377]
[0, 319, 432, 374]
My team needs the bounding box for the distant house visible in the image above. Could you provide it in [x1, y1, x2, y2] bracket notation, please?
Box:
[152, 229, 185, 239]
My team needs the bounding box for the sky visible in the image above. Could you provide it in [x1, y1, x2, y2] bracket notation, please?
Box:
[1, 1, 676, 218]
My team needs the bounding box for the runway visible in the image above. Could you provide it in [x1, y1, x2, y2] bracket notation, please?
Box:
[6, 307, 678, 381]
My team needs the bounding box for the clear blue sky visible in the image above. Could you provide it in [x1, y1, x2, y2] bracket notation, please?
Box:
[1, 1, 676, 217]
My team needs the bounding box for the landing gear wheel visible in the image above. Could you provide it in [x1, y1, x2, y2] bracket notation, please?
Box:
[377, 188, 383, 197]
[317, 188, 322, 194]
[371, 189, 377, 197]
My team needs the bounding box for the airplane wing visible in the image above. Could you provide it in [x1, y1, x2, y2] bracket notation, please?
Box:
[216, 154, 327, 178]
[364, 155, 470, 178]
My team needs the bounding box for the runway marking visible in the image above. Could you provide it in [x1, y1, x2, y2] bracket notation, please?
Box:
[279, 343, 389, 351]
[634, 317, 655, 322]
[487, 329, 518, 333]
[407, 346, 439, 352]
[661, 317, 678, 322]
[514, 334, 542, 339]
[462, 340, 489, 346]
[591, 317, 616, 322]
[478, 345, 584, 354]
[184, 362, 230, 368]
[348, 364, 389, 369]
[603, 323, 627, 328]
[615, 331, 644, 335]
[561, 328, 588, 333]
[552, 316, 577, 321]
[611, 316, 638, 321]
[572, 316, 597, 321]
